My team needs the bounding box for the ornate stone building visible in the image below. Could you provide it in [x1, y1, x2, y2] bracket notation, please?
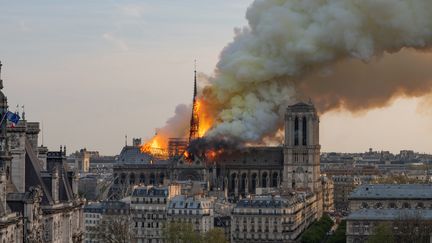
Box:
[346, 184, 432, 242]
[332, 175, 361, 211]
[167, 194, 214, 234]
[231, 193, 318, 243]
[130, 185, 181, 243]
[0, 62, 84, 242]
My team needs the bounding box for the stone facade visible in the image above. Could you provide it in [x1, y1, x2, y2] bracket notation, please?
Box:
[0, 64, 84, 243]
[83, 200, 130, 243]
[332, 175, 361, 211]
[167, 195, 214, 234]
[321, 176, 334, 212]
[346, 184, 432, 242]
[130, 185, 180, 243]
[231, 193, 318, 243]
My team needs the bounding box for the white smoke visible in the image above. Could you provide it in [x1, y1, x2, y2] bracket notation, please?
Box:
[203, 0, 432, 143]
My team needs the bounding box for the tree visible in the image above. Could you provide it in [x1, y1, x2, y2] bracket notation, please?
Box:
[91, 215, 134, 243]
[367, 223, 394, 243]
[301, 214, 334, 243]
[203, 228, 228, 243]
[393, 211, 432, 243]
[163, 222, 201, 243]
[164, 222, 228, 243]
[327, 220, 346, 243]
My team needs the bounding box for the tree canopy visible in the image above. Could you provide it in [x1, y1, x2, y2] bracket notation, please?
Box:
[164, 222, 227, 243]
[300, 214, 334, 243]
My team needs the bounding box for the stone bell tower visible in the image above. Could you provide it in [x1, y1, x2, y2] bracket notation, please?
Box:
[282, 102, 321, 193]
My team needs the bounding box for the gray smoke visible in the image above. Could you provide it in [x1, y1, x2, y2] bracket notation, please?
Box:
[201, 0, 432, 144]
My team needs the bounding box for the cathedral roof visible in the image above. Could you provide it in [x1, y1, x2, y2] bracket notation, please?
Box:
[216, 147, 284, 166]
[118, 146, 154, 164]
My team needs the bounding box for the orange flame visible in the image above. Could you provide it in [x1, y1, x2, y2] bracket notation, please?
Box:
[205, 149, 223, 161]
[140, 98, 214, 158]
[196, 99, 213, 137]
[140, 136, 168, 158]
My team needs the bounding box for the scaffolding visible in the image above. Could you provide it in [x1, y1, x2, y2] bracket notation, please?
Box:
[168, 138, 188, 158]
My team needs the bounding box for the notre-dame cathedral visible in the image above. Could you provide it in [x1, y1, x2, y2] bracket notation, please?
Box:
[113, 102, 328, 209]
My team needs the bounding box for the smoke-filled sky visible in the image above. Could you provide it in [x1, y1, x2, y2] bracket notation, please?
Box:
[1, 0, 432, 155]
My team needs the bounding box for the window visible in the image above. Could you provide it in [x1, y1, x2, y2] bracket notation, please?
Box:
[417, 202, 424, 209]
[374, 202, 383, 209]
[294, 117, 299, 145]
[388, 203, 397, 209]
[402, 202, 411, 209]
[302, 117, 307, 145]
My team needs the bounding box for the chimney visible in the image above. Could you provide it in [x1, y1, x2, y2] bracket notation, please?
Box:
[51, 168, 59, 203]
[72, 170, 79, 196]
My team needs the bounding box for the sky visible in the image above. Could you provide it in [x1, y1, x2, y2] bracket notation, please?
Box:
[0, 0, 431, 155]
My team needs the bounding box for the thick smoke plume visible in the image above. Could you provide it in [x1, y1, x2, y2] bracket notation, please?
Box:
[150, 0, 432, 148]
[202, 0, 432, 144]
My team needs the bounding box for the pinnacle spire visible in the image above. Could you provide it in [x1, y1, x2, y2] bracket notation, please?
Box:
[0, 61, 3, 90]
[193, 59, 197, 100]
[189, 60, 200, 142]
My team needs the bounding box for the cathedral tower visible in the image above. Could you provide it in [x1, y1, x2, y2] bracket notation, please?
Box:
[282, 102, 321, 193]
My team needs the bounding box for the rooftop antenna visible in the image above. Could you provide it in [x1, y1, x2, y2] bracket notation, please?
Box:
[125, 134, 128, 146]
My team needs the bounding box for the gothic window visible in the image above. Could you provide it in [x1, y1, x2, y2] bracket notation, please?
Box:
[302, 117, 307, 145]
[294, 117, 299, 145]
[139, 174, 145, 184]
[241, 173, 247, 192]
[251, 173, 258, 193]
[129, 173, 135, 185]
[262, 173, 268, 188]
[120, 173, 126, 184]
[230, 173, 237, 191]
[159, 173, 165, 184]
[271, 172, 278, 187]
[150, 173, 156, 185]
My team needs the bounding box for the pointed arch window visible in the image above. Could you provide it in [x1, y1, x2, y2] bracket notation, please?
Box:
[302, 117, 307, 145]
[294, 117, 299, 145]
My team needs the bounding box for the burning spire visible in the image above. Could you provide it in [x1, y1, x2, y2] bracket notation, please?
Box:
[189, 60, 200, 142]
